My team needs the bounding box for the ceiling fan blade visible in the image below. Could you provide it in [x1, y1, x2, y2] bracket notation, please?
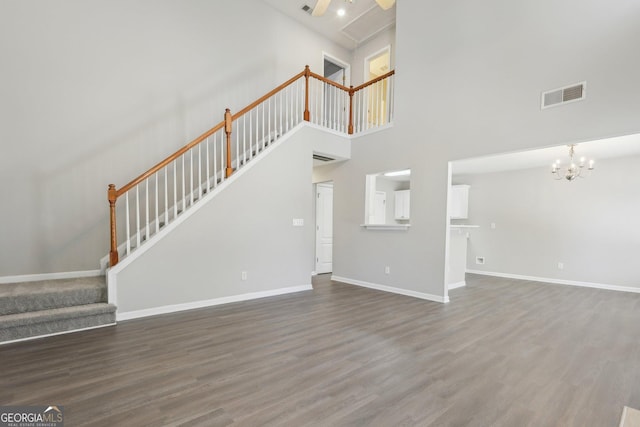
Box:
[312, 0, 331, 16]
[375, 0, 395, 10]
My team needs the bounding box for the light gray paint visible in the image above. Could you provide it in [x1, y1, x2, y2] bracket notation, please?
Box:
[448, 231, 468, 285]
[456, 155, 640, 287]
[113, 130, 314, 313]
[316, 0, 640, 298]
[0, 0, 351, 276]
[310, 127, 351, 161]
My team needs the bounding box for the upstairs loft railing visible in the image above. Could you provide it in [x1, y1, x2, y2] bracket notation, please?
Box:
[108, 66, 395, 267]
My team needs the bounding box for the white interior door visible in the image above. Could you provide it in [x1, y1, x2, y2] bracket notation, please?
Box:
[373, 191, 386, 224]
[315, 183, 334, 274]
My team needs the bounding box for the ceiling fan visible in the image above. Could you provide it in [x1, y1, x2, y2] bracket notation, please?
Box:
[311, 0, 396, 17]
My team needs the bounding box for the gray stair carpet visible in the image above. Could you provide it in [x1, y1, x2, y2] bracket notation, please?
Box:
[0, 276, 116, 343]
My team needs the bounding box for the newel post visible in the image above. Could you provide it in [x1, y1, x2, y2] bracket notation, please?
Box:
[348, 86, 354, 135]
[224, 108, 233, 178]
[108, 184, 119, 267]
[304, 65, 311, 122]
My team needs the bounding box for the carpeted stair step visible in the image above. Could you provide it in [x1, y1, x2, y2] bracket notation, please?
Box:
[0, 303, 116, 343]
[0, 276, 107, 316]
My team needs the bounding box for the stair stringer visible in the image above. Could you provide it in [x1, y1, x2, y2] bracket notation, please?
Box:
[107, 123, 351, 320]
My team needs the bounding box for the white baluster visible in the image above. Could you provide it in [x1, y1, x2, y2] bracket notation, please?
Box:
[336, 86, 340, 131]
[136, 185, 140, 248]
[249, 111, 253, 160]
[242, 115, 246, 166]
[389, 74, 396, 122]
[366, 86, 370, 129]
[125, 192, 131, 255]
[236, 119, 240, 170]
[155, 174, 159, 234]
[173, 159, 177, 218]
[145, 179, 150, 241]
[190, 149, 194, 206]
[164, 166, 168, 227]
[279, 91, 283, 138]
[219, 130, 225, 184]
[205, 137, 210, 191]
[198, 144, 202, 199]
[181, 155, 186, 212]
[268, 97, 272, 145]
[213, 133, 217, 187]
[285, 86, 289, 132]
[261, 101, 265, 151]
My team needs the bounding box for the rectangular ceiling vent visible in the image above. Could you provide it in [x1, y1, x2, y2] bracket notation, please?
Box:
[313, 154, 335, 162]
[301, 5, 313, 15]
[541, 82, 586, 109]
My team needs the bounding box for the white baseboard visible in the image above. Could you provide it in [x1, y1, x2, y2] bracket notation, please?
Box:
[331, 275, 449, 303]
[466, 269, 640, 294]
[0, 323, 116, 346]
[448, 281, 466, 290]
[0, 270, 102, 285]
[117, 284, 313, 321]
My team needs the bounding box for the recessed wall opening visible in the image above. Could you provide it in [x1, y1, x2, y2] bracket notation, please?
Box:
[444, 132, 640, 299]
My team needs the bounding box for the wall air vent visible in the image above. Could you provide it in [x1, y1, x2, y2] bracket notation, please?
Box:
[313, 154, 335, 162]
[301, 5, 313, 15]
[541, 82, 586, 109]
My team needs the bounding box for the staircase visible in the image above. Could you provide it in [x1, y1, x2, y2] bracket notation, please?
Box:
[0, 65, 395, 343]
[0, 276, 116, 343]
[107, 66, 395, 269]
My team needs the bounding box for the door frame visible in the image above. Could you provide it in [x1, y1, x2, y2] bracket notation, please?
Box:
[363, 45, 391, 81]
[322, 51, 351, 85]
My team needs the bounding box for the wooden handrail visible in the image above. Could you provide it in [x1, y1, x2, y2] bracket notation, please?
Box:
[352, 70, 395, 93]
[231, 70, 306, 121]
[116, 120, 225, 197]
[308, 71, 351, 92]
[115, 67, 395, 198]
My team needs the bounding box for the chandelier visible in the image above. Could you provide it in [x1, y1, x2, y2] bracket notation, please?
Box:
[551, 144, 595, 181]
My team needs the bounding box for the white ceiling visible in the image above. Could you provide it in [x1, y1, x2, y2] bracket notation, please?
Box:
[452, 133, 640, 176]
[262, 0, 396, 50]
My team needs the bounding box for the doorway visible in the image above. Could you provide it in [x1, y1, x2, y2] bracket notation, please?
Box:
[364, 46, 391, 125]
[323, 52, 350, 86]
[322, 53, 351, 130]
[315, 182, 334, 274]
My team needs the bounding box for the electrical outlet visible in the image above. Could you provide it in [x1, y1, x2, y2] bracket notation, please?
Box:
[475, 257, 485, 265]
[384, 266, 390, 274]
[491, 222, 496, 229]
[292, 218, 304, 226]
[557, 262, 564, 270]
[241, 271, 248, 281]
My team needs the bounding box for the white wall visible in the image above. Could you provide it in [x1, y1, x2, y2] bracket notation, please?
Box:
[112, 127, 314, 316]
[0, 0, 351, 276]
[318, 0, 640, 299]
[456, 155, 640, 288]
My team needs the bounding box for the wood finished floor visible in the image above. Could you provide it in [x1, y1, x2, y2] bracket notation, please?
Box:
[1, 274, 640, 426]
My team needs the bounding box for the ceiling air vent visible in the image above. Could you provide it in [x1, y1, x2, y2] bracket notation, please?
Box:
[541, 82, 586, 109]
[313, 154, 335, 162]
[301, 5, 313, 15]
